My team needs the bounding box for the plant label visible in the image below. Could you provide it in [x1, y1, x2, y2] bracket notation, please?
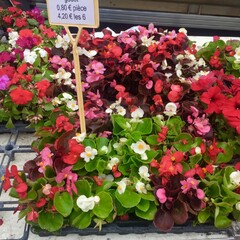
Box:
[46, 0, 99, 28]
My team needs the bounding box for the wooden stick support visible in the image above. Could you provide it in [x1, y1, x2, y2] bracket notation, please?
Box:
[64, 26, 86, 134]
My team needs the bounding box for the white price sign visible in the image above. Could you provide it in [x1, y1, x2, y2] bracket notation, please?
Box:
[46, 0, 99, 27]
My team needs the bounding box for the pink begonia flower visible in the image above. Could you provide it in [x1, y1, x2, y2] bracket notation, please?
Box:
[98, 131, 112, 138]
[86, 72, 104, 83]
[91, 61, 106, 74]
[146, 80, 153, 89]
[187, 177, 199, 189]
[27, 210, 38, 222]
[171, 84, 183, 93]
[56, 166, 78, 195]
[117, 31, 137, 47]
[87, 90, 103, 106]
[196, 188, 205, 199]
[190, 106, 199, 118]
[180, 179, 191, 194]
[119, 53, 132, 63]
[37, 147, 53, 173]
[193, 115, 211, 135]
[156, 188, 167, 203]
[42, 184, 52, 195]
[85, 107, 104, 119]
[110, 79, 117, 88]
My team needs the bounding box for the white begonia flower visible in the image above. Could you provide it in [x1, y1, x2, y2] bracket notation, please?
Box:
[176, 54, 184, 61]
[195, 147, 202, 154]
[73, 132, 86, 143]
[67, 100, 79, 111]
[197, 58, 206, 67]
[163, 102, 177, 117]
[135, 181, 147, 194]
[165, 73, 172, 80]
[100, 146, 108, 154]
[178, 28, 187, 34]
[76, 195, 100, 212]
[80, 146, 98, 162]
[161, 59, 168, 70]
[230, 171, 240, 186]
[52, 67, 72, 85]
[131, 140, 150, 160]
[131, 107, 144, 119]
[105, 107, 113, 114]
[113, 138, 127, 149]
[23, 49, 37, 64]
[141, 35, 156, 47]
[107, 157, 120, 170]
[55, 34, 70, 50]
[98, 174, 114, 182]
[8, 31, 19, 48]
[52, 97, 62, 106]
[236, 202, 240, 211]
[234, 47, 240, 64]
[116, 106, 126, 116]
[59, 93, 72, 103]
[64, 79, 75, 89]
[38, 49, 48, 58]
[117, 180, 127, 194]
[139, 166, 150, 181]
[77, 47, 97, 59]
[175, 62, 182, 78]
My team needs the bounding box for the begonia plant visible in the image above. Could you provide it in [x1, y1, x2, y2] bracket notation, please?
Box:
[1, 5, 240, 234]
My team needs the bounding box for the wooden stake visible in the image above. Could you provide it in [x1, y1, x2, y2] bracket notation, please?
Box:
[64, 26, 86, 134]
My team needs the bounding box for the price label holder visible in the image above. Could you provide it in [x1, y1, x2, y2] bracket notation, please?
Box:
[46, 0, 99, 133]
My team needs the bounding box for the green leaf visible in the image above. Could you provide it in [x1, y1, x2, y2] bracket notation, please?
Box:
[145, 150, 159, 162]
[214, 214, 232, 229]
[136, 199, 150, 212]
[198, 208, 211, 223]
[32, 178, 47, 191]
[44, 103, 55, 111]
[44, 166, 56, 180]
[167, 116, 185, 136]
[146, 135, 159, 145]
[75, 180, 91, 197]
[216, 142, 233, 164]
[205, 182, 221, 198]
[135, 202, 157, 220]
[33, 56, 41, 67]
[139, 192, 156, 201]
[93, 191, 113, 219]
[85, 159, 97, 172]
[223, 166, 235, 187]
[27, 18, 39, 26]
[54, 191, 73, 217]
[38, 212, 63, 232]
[189, 154, 202, 168]
[5, 118, 14, 129]
[135, 118, 152, 135]
[221, 185, 240, 200]
[112, 115, 129, 135]
[115, 188, 141, 208]
[27, 189, 37, 201]
[96, 138, 109, 151]
[96, 159, 107, 174]
[72, 159, 85, 171]
[9, 188, 19, 198]
[70, 210, 91, 229]
[83, 138, 96, 148]
[173, 133, 193, 152]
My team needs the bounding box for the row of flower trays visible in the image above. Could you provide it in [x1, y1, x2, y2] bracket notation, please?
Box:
[0, 5, 240, 235]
